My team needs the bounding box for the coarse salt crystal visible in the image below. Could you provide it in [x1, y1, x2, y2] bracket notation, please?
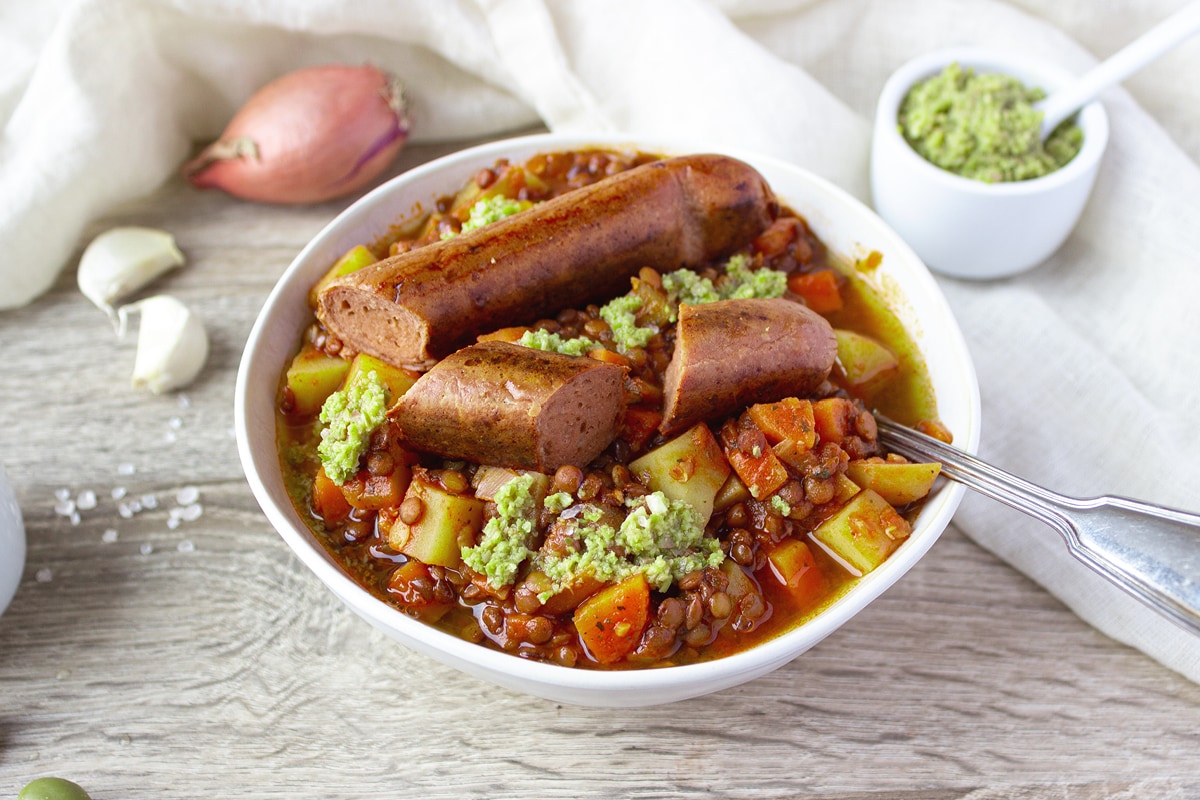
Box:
[168, 416, 183, 429]
[54, 488, 71, 501]
[164, 431, 177, 444]
[36, 568, 52, 583]
[112, 486, 127, 500]
[118, 503, 134, 519]
[139, 543, 154, 555]
[177, 394, 191, 408]
[176, 486, 200, 505]
[69, 512, 80, 526]
[117, 463, 136, 476]
[76, 490, 97, 510]
[141, 494, 158, 509]
[102, 529, 119, 543]
[179, 503, 203, 522]
[177, 540, 195, 553]
[54, 499, 76, 516]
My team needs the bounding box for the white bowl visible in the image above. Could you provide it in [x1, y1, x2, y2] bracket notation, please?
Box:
[235, 132, 981, 707]
[0, 462, 26, 618]
[871, 47, 1109, 280]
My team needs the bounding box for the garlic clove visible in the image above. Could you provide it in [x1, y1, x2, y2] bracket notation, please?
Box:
[117, 295, 209, 394]
[78, 227, 185, 316]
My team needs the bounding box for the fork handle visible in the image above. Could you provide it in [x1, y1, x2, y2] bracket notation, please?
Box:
[877, 418, 1200, 636]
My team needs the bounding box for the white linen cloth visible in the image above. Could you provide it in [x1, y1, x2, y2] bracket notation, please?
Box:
[3, 0, 1198, 681]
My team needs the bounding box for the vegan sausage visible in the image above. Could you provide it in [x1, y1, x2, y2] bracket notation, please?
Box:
[390, 341, 626, 472]
[317, 154, 776, 367]
[659, 298, 837, 435]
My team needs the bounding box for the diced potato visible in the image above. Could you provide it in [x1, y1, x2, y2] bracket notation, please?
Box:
[846, 459, 941, 506]
[341, 353, 418, 405]
[284, 343, 351, 417]
[761, 538, 825, 607]
[833, 473, 862, 505]
[748, 398, 816, 449]
[308, 244, 378, 309]
[833, 329, 900, 400]
[713, 472, 751, 513]
[720, 559, 760, 603]
[629, 423, 731, 525]
[573, 573, 651, 665]
[809, 489, 911, 576]
[384, 469, 485, 568]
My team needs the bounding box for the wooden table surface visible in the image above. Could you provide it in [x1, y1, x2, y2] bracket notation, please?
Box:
[2, 138, 1198, 800]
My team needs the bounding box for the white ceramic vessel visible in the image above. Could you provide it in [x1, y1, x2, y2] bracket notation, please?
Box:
[235, 132, 981, 707]
[871, 47, 1109, 280]
[0, 463, 26, 618]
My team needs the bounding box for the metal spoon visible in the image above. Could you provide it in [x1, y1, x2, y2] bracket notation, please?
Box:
[876, 416, 1200, 637]
[1039, 0, 1200, 138]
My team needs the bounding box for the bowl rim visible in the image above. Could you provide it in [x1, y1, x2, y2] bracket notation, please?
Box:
[235, 131, 981, 701]
[875, 45, 1110, 196]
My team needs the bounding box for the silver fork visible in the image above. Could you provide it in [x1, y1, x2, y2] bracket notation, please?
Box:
[875, 416, 1200, 637]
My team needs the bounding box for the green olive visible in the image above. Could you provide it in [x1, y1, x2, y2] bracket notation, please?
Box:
[17, 777, 92, 800]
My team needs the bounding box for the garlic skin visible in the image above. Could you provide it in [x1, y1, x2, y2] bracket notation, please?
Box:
[77, 227, 185, 315]
[183, 64, 410, 204]
[118, 295, 209, 394]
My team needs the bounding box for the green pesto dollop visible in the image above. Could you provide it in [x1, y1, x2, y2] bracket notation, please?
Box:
[662, 268, 720, 308]
[661, 254, 787, 319]
[448, 195, 532, 238]
[317, 370, 388, 485]
[461, 472, 540, 587]
[517, 328, 597, 357]
[536, 491, 725, 599]
[898, 62, 1083, 183]
[598, 293, 656, 351]
[721, 253, 788, 299]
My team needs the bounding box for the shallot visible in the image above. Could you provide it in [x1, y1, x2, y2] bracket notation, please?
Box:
[183, 64, 410, 204]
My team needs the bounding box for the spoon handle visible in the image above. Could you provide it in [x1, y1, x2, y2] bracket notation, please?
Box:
[1040, 0, 1200, 135]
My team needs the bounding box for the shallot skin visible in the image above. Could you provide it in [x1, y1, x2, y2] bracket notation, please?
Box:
[183, 64, 409, 204]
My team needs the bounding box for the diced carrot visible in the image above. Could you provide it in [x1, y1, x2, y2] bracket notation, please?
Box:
[340, 464, 412, 511]
[787, 270, 844, 314]
[812, 397, 859, 445]
[588, 347, 630, 368]
[752, 217, 800, 257]
[574, 573, 651, 665]
[386, 560, 454, 622]
[761, 538, 826, 608]
[748, 397, 816, 449]
[477, 326, 530, 343]
[724, 442, 789, 500]
[620, 406, 663, 452]
[312, 467, 351, 526]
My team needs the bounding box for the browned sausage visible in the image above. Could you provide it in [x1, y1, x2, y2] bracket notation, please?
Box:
[317, 154, 775, 367]
[390, 341, 626, 471]
[659, 298, 837, 435]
